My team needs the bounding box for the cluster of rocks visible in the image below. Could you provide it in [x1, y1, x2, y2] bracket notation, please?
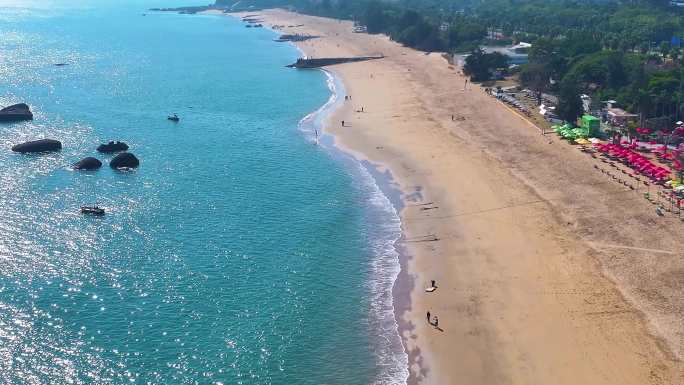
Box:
[5, 103, 140, 171]
[74, 141, 139, 170]
[12, 138, 139, 170]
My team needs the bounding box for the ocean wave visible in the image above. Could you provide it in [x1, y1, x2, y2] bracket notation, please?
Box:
[298, 68, 409, 385]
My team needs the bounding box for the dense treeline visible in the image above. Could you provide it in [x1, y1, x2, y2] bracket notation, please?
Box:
[221, 0, 684, 52]
[219, 0, 684, 124]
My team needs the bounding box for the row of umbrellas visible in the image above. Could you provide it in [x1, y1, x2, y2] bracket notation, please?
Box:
[635, 125, 684, 136]
[594, 143, 674, 179]
[619, 139, 683, 167]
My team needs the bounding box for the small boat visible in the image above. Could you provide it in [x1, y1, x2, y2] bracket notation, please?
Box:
[167, 113, 179, 122]
[81, 205, 105, 215]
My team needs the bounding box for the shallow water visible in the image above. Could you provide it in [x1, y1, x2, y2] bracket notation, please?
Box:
[0, 2, 407, 384]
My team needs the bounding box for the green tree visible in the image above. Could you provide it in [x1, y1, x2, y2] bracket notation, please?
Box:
[362, 0, 389, 33]
[557, 80, 584, 124]
[463, 49, 508, 81]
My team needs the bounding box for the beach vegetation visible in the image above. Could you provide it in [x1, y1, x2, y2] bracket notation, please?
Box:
[228, 0, 684, 123]
[557, 79, 584, 124]
[463, 49, 508, 81]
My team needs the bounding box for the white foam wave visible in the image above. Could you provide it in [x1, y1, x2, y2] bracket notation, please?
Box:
[298, 69, 409, 385]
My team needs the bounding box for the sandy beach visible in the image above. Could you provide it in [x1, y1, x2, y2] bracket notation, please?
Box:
[222, 10, 684, 385]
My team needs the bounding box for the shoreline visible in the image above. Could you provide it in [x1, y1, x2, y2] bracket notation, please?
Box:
[213, 8, 684, 385]
[292, 36, 416, 385]
[297, 56, 412, 383]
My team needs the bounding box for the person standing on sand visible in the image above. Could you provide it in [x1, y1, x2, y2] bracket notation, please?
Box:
[341, 120, 345, 127]
[427, 311, 431, 323]
[434, 316, 439, 328]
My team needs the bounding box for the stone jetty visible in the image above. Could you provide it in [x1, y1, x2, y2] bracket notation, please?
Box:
[275, 34, 318, 43]
[286, 56, 384, 69]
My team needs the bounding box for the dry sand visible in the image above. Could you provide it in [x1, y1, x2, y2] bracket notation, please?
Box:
[222, 9, 684, 385]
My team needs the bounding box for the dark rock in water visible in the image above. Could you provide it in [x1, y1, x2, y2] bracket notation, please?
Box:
[11, 139, 62, 153]
[97, 141, 129, 153]
[0, 103, 33, 122]
[73, 157, 102, 170]
[110, 152, 139, 169]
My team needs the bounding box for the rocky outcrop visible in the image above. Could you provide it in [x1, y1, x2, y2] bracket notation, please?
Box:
[73, 157, 102, 170]
[97, 141, 129, 153]
[11, 139, 62, 153]
[0, 103, 33, 122]
[110, 152, 139, 169]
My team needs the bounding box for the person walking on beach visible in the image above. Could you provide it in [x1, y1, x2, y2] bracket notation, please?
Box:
[433, 316, 439, 328]
[341, 120, 345, 127]
[427, 311, 431, 324]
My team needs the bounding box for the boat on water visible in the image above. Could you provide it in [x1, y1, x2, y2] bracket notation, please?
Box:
[167, 113, 179, 122]
[81, 205, 105, 215]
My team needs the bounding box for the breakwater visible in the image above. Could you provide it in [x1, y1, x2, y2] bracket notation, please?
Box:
[287, 56, 384, 69]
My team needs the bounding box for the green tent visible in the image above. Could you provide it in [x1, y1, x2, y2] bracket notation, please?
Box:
[581, 115, 600, 136]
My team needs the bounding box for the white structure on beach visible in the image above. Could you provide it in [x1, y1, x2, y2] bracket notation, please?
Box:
[483, 42, 531, 65]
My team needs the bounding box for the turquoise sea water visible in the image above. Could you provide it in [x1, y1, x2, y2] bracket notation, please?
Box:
[0, 1, 407, 384]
